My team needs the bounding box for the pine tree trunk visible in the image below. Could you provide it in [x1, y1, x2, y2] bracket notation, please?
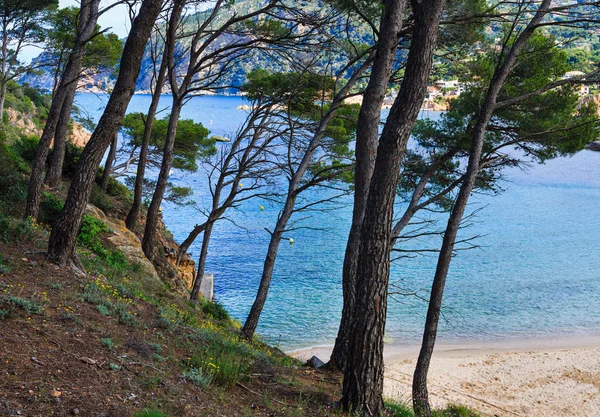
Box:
[125, 55, 168, 230]
[341, 2, 445, 415]
[241, 206, 290, 340]
[190, 219, 215, 301]
[0, 81, 6, 125]
[45, 82, 77, 187]
[142, 99, 182, 260]
[101, 132, 118, 191]
[24, 0, 100, 219]
[411, 3, 551, 415]
[47, 0, 164, 265]
[176, 222, 207, 265]
[330, 0, 406, 371]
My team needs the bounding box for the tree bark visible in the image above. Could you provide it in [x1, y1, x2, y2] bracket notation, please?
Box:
[125, 52, 168, 230]
[241, 193, 295, 339]
[141, 99, 182, 260]
[190, 219, 215, 300]
[101, 132, 118, 191]
[411, 2, 551, 415]
[45, 81, 78, 187]
[0, 81, 6, 124]
[341, 1, 445, 415]
[24, 0, 100, 219]
[330, 0, 406, 372]
[47, 0, 164, 265]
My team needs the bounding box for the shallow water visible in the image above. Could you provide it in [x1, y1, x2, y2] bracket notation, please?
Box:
[76, 93, 600, 350]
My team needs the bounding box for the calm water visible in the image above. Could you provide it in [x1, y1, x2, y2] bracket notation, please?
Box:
[76, 93, 600, 350]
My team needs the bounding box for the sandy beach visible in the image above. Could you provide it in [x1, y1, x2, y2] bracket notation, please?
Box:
[291, 336, 600, 417]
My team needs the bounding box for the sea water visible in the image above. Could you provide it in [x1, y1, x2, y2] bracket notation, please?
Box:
[75, 93, 600, 350]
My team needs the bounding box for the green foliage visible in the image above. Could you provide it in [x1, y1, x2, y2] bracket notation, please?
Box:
[46, 6, 124, 74]
[120, 113, 215, 173]
[89, 184, 114, 213]
[13, 134, 40, 163]
[96, 304, 111, 316]
[565, 48, 600, 73]
[184, 330, 258, 387]
[0, 215, 47, 244]
[77, 215, 108, 253]
[135, 409, 167, 417]
[383, 401, 482, 417]
[200, 300, 230, 321]
[109, 363, 121, 371]
[407, 32, 600, 210]
[101, 337, 114, 350]
[38, 193, 64, 226]
[81, 281, 137, 327]
[1, 295, 42, 314]
[182, 367, 213, 388]
[0, 253, 9, 275]
[62, 140, 83, 177]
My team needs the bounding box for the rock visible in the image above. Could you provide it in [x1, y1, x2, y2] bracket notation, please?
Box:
[51, 390, 61, 397]
[586, 141, 600, 152]
[84, 204, 164, 288]
[71, 408, 80, 415]
[306, 356, 325, 369]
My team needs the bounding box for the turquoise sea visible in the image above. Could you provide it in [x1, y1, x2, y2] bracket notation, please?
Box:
[76, 93, 600, 350]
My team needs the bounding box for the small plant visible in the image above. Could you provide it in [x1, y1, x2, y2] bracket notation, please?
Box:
[101, 337, 114, 350]
[51, 283, 62, 290]
[77, 215, 108, 253]
[108, 363, 121, 371]
[183, 367, 212, 389]
[200, 300, 230, 321]
[38, 193, 64, 226]
[135, 409, 167, 417]
[96, 304, 111, 316]
[0, 308, 10, 320]
[0, 253, 9, 275]
[1, 296, 42, 314]
[153, 353, 166, 362]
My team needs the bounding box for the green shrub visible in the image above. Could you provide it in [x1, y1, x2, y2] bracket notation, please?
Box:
[185, 333, 254, 387]
[97, 304, 111, 316]
[13, 135, 40, 164]
[95, 170, 132, 203]
[0, 253, 9, 275]
[62, 141, 83, 178]
[89, 184, 113, 212]
[22, 85, 50, 109]
[432, 405, 482, 417]
[38, 193, 64, 226]
[0, 216, 47, 245]
[1, 296, 42, 314]
[77, 215, 108, 253]
[200, 300, 229, 321]
[0, 308, 10, 320]
[101, 337, 114, 350]
[182, 367, 213, 389]
[135, 409, 167, 417]
[0, 139, 28, 214]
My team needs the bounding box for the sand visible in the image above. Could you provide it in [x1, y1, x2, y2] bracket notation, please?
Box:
[291, 337, 600, 417]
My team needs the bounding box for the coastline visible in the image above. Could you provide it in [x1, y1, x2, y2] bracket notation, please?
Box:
[290, 335, 600, 417]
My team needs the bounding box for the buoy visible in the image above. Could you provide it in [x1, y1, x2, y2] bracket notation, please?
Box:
[289, 238, 294, 244]
[260, 205, 265, 211]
